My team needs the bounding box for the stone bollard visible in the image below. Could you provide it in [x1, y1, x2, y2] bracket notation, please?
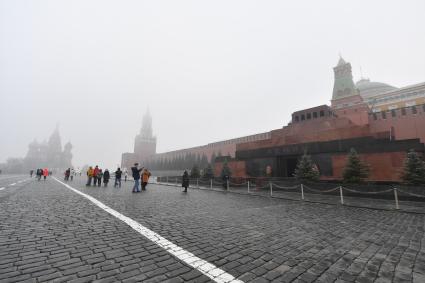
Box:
[301, 184, 305, 200]
[394, 188, 400, 210]
[339, 186, 344, 205]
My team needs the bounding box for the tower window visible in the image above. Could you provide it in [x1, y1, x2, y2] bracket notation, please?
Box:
[391, 110, 396, 117]
[401, 108, 406, 115]
[307, 113, 311, 120]
[313, 112, 318, 118]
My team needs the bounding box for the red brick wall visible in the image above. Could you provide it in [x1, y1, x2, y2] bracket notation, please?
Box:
[331, 151, 407, 182]
[369, 107, 425, 143]
[214, 160, 246, 178]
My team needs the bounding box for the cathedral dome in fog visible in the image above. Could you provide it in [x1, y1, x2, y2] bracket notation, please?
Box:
[356, 78, 398, 99]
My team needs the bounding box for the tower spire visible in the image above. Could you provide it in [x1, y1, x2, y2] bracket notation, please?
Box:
[332, 56, 356, 101]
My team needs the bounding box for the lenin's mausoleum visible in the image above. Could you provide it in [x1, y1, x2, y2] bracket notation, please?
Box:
[122, 58, 425, 182]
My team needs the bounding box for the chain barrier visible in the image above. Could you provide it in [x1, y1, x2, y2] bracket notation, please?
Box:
[252, 184, 271, 190]
[341, 187, 393, 195]
[302, 185, 340, 193]
[271, 183, 300, 190]
[396, 188, 425, 198]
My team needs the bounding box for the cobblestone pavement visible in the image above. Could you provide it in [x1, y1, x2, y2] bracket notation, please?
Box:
[1, 175, 425, 283]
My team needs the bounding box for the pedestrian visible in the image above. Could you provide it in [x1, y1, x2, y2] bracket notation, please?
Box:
[36, 169, 42, 181]
[70, 168, 74, 181]
[97, 169, 103, 187]
[114, 167, 122, 188]
[103, 169, 110, 187]
[86, 166, 94, 186]
[141, 168, 151, 191]
[30, 170, 34, 177]
[131, 163, 143, 193]
[43, 168, 48, 181]
[64, 168, 71, 181]
[124, 169, 128, 182]
[182, 170, 189, 192]
[93, 165, 99, 186]
[222, 174, 229, 189]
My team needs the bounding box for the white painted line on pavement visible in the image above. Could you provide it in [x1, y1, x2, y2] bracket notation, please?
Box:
[0, 187, 4, 191]
[53, 177, 243, 283]
[10, 183, 16, 186]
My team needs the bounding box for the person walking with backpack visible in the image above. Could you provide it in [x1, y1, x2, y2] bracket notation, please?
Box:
[131, 163, 143, 193]
[114, 167, 122, 188]
[182, 170, 189, 193]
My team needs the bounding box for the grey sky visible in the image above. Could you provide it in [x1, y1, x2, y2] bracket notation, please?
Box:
[1, 0, 424, 169]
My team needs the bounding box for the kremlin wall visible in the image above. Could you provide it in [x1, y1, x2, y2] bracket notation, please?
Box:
[122, 57, 425, 182]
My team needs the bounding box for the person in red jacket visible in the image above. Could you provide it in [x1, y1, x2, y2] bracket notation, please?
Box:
[93, 165, 100, 186]
[43, 168, 49, 181]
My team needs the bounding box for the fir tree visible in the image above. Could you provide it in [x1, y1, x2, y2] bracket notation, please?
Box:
[294, 153, 319, 181]
[401, 149, 425, 185]
[190, 164, 200, 178]
[220, 160, 232, 179]
[342, 148, 370, 183]
[203, 163, 214, 179]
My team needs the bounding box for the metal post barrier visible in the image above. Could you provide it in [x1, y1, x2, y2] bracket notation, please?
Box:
[166, 176, 168, 184]
[339, 186, 344, 205]
[247, 180, 250, 193]
[196, 178, 199, 188]
[226, 180, 229, 190]
[175, 178, 177, 186]
[394, 188, 399, 210]
[270, 182, 273, 196]
[301, 184, 304, 200]
[210, 179, 212, 189]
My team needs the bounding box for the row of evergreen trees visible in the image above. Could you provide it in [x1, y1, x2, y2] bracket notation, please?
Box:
[295, 148, 425, 185]
[150, 148, 425, 185]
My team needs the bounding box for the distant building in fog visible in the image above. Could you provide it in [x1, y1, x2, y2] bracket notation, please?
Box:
[0, 126, 73, 173]
[120, 111, 270, 170]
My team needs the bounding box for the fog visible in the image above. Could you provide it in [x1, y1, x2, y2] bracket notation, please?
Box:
[1, 0, 424, 170]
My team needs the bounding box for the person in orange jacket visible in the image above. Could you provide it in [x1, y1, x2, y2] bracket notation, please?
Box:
[141, 168, 151, 191]
[86, 166, 94, 186]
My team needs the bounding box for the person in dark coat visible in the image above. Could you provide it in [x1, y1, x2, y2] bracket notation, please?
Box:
[114, 167, 122, 188]
[131, 163, 143, 193]
[182, 170, 189, 192]
[103, 169, 110, 187]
